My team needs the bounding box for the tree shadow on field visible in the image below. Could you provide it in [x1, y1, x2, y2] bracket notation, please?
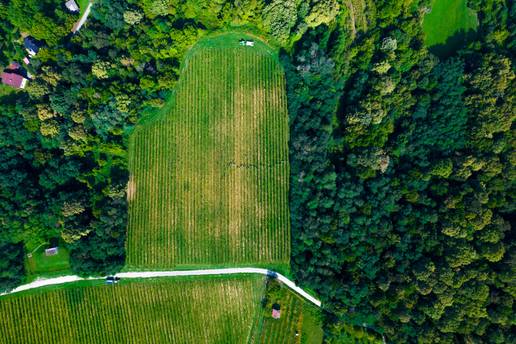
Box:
[429, 29, 477, 59]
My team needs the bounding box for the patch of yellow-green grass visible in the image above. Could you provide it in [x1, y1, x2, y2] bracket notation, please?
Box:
[25, 246, 71, 281]
[423, 0, 478, 57]
[126, 33, 290, 269]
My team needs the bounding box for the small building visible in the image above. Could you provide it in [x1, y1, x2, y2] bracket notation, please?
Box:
[23, 57, 30, 65]
[45, 247, 59, 256]
[24, 37, 40, 56]
[1, 62, 27, 88]
[65, 0, 79, 13]
[7, 62, 20, 70]
[272, 303, 281, 319]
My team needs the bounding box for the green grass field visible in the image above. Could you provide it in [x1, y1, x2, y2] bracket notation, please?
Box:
[250, 290, 310, 344]
[248, 278, 323, 344]
[0, 276, 264, 344]
[25, 246, 71, 281]
[0, 276, 323, 344]
[126, 33, 290, 269]
[423, 0, 477, 56]
[77, 0, 90, 16]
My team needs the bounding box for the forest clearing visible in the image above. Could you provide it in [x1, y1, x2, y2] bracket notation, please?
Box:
[422, 0, 478, 56]
[126, 34, 290, 269]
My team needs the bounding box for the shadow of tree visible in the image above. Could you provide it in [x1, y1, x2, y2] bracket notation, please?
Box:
[429, 29, 477, 58]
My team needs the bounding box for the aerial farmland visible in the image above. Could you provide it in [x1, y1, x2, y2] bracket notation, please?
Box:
[126, 34, 290, 270]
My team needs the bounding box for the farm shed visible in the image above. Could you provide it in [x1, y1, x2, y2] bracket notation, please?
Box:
[272, 303, 281, 319]
[45, 247, 59, 256]
[65, 0, 79, 12]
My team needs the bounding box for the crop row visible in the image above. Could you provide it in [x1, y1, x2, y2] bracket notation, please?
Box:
[0, 277, 264, 344]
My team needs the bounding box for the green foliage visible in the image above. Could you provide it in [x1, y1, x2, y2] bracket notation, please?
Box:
[305, 0, 339, 28]
[7, 0, 74, 45]
[262, 0, 298, 44]
[0, 1, 513, 343]
[261, 278, 285, 317]
[91, 61, 112, 79]
[0, 240, 25, 293]
[123, 10, 144, 25]
[140, 0, 177, 19]
[288, 1, 515, 342]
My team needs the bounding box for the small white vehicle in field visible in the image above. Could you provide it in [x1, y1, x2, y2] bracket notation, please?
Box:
[239, 39, 255, 47]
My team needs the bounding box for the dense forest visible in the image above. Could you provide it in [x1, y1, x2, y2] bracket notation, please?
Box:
[287, 0, 515, 342]
[0, 0, 514, 343]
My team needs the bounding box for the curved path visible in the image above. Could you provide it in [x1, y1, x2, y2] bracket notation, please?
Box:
[72, 2, 93, 33]
[0, 268, 321, 307]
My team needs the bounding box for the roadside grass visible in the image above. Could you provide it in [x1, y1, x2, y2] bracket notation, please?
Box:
[0, 275, 265, 344]
[126, 32, 290, 270]
[77, 0, 90, 16]
[24, 246, 72, 282]
[423, 0, 478, 57]
[300, 303, 324, 344]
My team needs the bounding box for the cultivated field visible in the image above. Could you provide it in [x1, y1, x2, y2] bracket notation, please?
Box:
[0, 276, 264, 344]
[250, 288, 304, 343]
[249, 279, 323, 344]
[126, 33, 290, 269]
[0, 276, 325, 344]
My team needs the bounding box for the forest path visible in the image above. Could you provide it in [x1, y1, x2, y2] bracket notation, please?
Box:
[0, 268, 321, 307]
[72, 2, 93, 33]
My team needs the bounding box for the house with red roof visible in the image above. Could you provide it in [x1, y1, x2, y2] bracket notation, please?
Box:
[1, 71, 27, 89]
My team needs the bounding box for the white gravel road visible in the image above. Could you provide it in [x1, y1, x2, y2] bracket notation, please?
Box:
[0, 268, 321, 307]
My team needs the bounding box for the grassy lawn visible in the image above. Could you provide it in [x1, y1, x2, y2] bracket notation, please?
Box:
[77, 0, 90, 16]
[423, 0, 478, 57]
[25, 246, 71, 281]
[126, 32, 290, 269]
